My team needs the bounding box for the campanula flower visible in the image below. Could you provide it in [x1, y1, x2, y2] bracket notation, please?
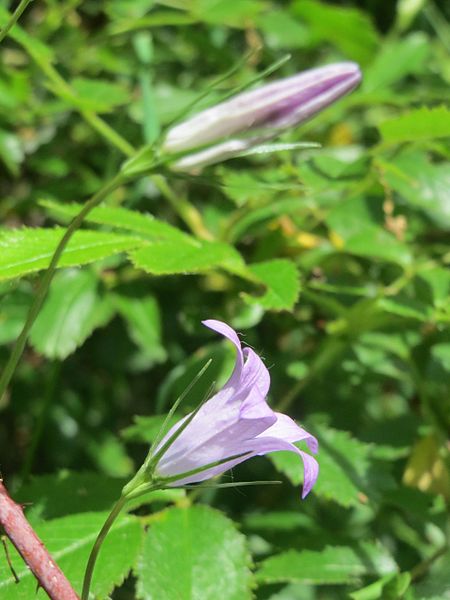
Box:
[162, 62, 361, 169]
[150, 320, 319, 498]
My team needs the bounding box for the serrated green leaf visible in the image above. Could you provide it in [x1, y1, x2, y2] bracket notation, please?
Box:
[243, 259, 301, 311]
[40, 200, 190, 242]
[314, 427, 394, 505]
[271, 426, 394, 507]
[0, 512, 142, 599]
[256, 543, 397, 585]
[0, 227, 143, 281]
[129, 238, 245, 275]
[29, 269, 114, 359]
[379, 106, 450, 144]
[136, 505, 253, 600]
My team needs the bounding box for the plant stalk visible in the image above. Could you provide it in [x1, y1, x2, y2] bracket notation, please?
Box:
[0, 173, 126, 403]
[81, 495, 127, 600]
[0, 0, 33, 44]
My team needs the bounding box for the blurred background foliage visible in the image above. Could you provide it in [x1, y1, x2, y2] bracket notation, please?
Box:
[0, 0, 449, 598]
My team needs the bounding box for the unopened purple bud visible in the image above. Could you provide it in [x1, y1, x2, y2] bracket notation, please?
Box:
[163, 62, 361, 155]
[169, 138, 253, 172]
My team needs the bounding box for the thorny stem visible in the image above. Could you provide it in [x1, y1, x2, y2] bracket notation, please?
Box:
[81, 496, 127, 600]
[0, 174, 125, 403]
[0, 0, 33, 44]
[0, 480, 80, 599]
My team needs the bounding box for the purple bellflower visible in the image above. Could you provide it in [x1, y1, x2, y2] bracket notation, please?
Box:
[163, 62, 361, 170]
[147, 320, 319, 498]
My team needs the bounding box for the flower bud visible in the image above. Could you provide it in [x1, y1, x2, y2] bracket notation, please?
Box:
[163, 62, 361, 158]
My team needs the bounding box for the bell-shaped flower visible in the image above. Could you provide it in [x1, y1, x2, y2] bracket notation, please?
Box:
[150, 319, 319, 498]
[162, 62, 361, 170]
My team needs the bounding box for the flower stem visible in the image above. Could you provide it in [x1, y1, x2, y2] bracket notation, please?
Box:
[0, 173, 126, 404]
[81, 495, 127, 600]
[0, 0, 33, 44]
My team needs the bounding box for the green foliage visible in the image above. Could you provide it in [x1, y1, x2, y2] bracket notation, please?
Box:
[256, 543, 397, 585]
[244, 259, 301, 311]
[136, 505, 253, 600]
[1, 0, 449, 599]
[0, 228, 142, 281]
[129, 238, 245, 275]
[0, 512, 142, 599]
[270, 425, 395, 507]
[40, 200, 191, 243]
[30, 269, 115, 360]
[379, 106, 450, 144]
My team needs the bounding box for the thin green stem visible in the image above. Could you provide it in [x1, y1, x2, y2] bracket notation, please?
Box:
[0, 174, 125, 404]
[0, 0, 33, 44]
[81, 495, 127, 600]
[410, 543, 448, 582]
[81, 110, 134, 158]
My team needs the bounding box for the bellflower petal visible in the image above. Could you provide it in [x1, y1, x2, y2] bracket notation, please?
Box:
[163, 62, 361, 156]
[151, 320, 319, 497]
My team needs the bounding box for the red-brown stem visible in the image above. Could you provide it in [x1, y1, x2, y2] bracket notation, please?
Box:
[0, 481, 80, 600]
